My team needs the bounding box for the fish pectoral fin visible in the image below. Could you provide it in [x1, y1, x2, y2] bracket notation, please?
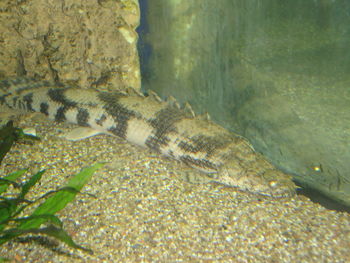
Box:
[178, 165, 212, 185]
[64, 127, 103, 141]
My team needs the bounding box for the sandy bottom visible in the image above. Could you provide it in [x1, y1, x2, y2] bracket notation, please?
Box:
[0, 115, 349, 263]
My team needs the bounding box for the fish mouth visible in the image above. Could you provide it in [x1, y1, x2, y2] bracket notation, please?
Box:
[261, 181, 297, 198]
[217, 176, 297, 198]
[266, 187, 296, 198]
[260, 170, 297, 198]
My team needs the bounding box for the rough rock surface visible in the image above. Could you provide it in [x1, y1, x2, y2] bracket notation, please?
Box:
[0, 0, 140, 90]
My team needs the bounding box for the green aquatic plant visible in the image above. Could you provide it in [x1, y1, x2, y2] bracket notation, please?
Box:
[0, 121, 104, 260]
[0, 121, 40, 164]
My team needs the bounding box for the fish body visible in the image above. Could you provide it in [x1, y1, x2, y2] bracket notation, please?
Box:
[0, 77, 296, 197]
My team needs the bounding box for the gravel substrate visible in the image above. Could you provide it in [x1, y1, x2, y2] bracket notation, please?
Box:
[0, 115, 349, 263]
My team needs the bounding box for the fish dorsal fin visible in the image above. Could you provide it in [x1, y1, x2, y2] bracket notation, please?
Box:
[147, 89, 162, 102]
[183, 102, 195, 118]
[166, 95, 180, 109]
[125, 87, 144, 97]
[198, 112, 211, 121]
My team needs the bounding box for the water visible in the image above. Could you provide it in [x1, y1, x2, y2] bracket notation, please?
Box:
[137, 0, 350, 206]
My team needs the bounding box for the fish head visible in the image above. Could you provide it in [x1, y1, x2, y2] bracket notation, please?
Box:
[215, 158, 296, 198]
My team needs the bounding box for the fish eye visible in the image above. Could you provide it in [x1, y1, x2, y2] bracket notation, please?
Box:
[269, 180, 278, 188]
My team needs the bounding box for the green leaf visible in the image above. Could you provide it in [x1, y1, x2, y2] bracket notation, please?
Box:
[0, 179, 19, 192]
[0, 197, 31, 230]
[0, 199, 17, 224]
[0, 256, 10, 262]
[18, 170, 45, 200]
[40, 225, 93, 253]
[0, 121, 40, 165]
[0, 121, 17, 164]
[0, 136, 15, 165]
[0, 121, 17, 140]
[18, 163, 104, 230]
[0, 169, 26, 194]
[38, 187, 97, 200]
[0, 225, 92, 253]
[3, 214, 63, 228]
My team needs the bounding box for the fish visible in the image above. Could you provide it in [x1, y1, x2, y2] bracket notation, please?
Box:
[0, 77, 296, 197]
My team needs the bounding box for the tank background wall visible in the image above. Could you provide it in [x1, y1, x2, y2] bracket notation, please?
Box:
[138, 0, 350, 205]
